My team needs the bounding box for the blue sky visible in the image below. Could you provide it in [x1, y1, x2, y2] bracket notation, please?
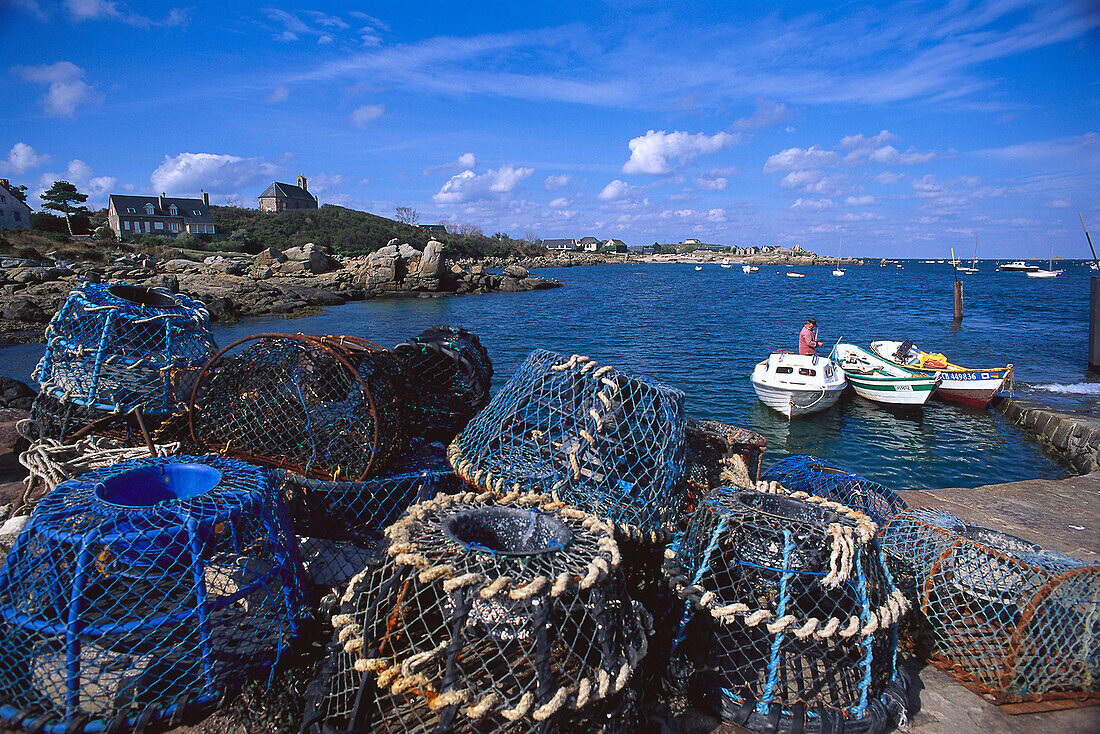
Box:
[1, 0, 1097, 257]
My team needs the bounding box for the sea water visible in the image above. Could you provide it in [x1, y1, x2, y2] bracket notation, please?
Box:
[4, 260, 1095, 490]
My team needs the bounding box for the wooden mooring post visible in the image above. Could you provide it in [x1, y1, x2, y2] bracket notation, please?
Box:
[1090, 275, 1100, 373]
[951, 247, 963, 322]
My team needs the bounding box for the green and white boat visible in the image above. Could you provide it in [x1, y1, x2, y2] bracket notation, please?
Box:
[831, 343, 940, 406]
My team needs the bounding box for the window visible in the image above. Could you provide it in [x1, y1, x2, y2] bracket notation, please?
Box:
[126, 207, 136, 214]
[154, 221, 163, 230]
[776, 367, 793, 374]
[168, 222, 180, 233]
[123, 221, 130, 230]
[0, 195, 5, 202]
[13, 211, 20, 222]
[192, 210, 202, 216]
[798, 368, 817, 377]
[144, 204, 154, 215]
[169, 204, 178, 215]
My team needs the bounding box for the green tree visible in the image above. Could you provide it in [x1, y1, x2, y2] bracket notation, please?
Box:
[39, 180, 89, 236]
[5, 182, 28, 203]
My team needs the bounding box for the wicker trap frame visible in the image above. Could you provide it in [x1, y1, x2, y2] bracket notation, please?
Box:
[300, 490, 650, 733]
[880, 507, 1099, 704]
[683, 418, 767, 492]
[447, 350, 687, 540]
[35, 283, 216, 416]
[276, 439, 461, 551]
[393, 326, 494, 443]
[0, 455, 305, 733]
[664, 482, 910, 733]
[190, 333, 403, 481]
[761, 456, 907, 526]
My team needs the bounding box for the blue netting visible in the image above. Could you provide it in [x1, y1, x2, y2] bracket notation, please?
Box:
[392, 326, 493, 444]
[275, 439, 461, 550]
[665, 486, 910, 733]
[760, 456, 907, 526]
[0, 455, 306, 733]
[34, 282, 216, 416]
[880, 508, 1099, 703]
[447, 350, 687, 538]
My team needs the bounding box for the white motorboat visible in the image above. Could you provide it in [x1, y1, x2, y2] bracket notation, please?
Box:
[721, 258, 732, 269]
[787, 272, 806, 278]
[751, 352, 847, 418]
[998, 260, 1039, 272]
[832, 343, 939, 406]
[694, 265, 703, 271]
[742, 264, 758, 273]
[1025, 245, 1063, 278]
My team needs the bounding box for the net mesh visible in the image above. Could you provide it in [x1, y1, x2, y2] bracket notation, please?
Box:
[393, 326, 493, 444]
[34, 283, 216, 415]
[682, 418, 768, 504]
[275, 439, 461, 550]
[880, 507, 1100, 704]
[0, 455, 305, 733]
[760, 456, 908, 526]
[664, 482, 910, 733]
[301, 490, 650, 733]
[189, 334, 404, 482]
[447, 350, 687, 539]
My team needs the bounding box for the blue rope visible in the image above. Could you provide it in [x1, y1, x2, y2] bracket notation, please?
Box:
[759, 529, 794, 714]
[853, 551, 874, 718]
[670, 516, 728, 658]
[292, 378, 318, 472]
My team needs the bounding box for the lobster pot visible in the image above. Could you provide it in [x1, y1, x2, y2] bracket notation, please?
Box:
[880, 508, 1100, 704]
[447, 350, 687, 538]
[275, 440, 461, 550]
[393, 326, 493, 443]
[683, 418, 767, 492]
[301, 491, 651, 734]
[761, 456, 907, 526]
[25, 390, 195, 450]
[35, 283, 215, 415]
[190, 334, 403, 481]
[664, 484, 910, 733]
[0, 456, 305, 733]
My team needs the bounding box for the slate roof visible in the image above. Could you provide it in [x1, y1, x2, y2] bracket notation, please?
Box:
[259, 181, 316, 202]
[543, 238, 576, 249]
[108, 195, 212, 222]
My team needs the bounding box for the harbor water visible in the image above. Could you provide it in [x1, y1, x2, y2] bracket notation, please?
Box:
[3, 260, 1095, 490]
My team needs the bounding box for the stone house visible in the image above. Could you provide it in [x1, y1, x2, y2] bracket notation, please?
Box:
[578, 236, 600, 252]
[108, 192, 215, 240]
[0, 179, 31, 230]
[258, 175, 318, 212]
[543, 238, 576, 251]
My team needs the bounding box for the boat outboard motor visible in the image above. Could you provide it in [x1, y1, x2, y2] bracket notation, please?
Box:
[895, 340, 915, 363]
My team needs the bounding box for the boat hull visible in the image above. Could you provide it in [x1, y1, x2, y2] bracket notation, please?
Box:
[751, 379, 844, 417]
[869, 341, 1010, 409]
[845, 374, 938, 405]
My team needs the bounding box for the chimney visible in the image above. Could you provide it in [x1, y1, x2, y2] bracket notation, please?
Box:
[159, 192, 167, 210]
[297, 175, 307, 192]
[0, 179, 8, 190]
[201, 191, 210, 206]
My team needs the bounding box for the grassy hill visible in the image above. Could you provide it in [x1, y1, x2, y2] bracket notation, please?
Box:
[211, 205, 542, 258]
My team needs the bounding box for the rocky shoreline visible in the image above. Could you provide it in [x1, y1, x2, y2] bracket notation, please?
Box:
[0, 239, 563, 344]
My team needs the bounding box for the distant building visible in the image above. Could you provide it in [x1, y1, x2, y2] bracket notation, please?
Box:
[543, 238, 576, 251]
[603, 239, 628, 252]
[683, 238, 701, 245]
[577, 236, 600, 252]
[258, 175, 318, 212]
[0, 179, 31, 230]
[420, 224, 448, 234]
[108, 192, 215, 240]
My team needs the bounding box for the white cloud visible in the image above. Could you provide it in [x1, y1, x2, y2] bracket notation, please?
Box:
[763, 146, 838, 172]
[544, 174, 571, 190]
[150, 152, 279, 195]
[840, 130, 896, 148]
[432, 165, 533, 205]
[35, 159, 116, 206]
[548, 197, 570, 207]
[790, 198, 836, 210]
[842, 211, 882, 221]
[1046, 198, 1070, 208]
[424, 152, 476, 177]
[622, 130, 738, 175]
[597, 179, 631, 201]
[266, 85, 289, 103]
[694, 167, 736, 191]
[15, 61, 104, 118]
[911, 174, 943, 195]
[731, 98, 790, 131]
[65, 0, 189, 28]
[978, 132, 1098, 162]
[350, 104, 385, 126]
[875, 171, 904, 185]
[2, 143, 49, 174]
[264, 9, 343, 44]
[845, 195, 877, 206]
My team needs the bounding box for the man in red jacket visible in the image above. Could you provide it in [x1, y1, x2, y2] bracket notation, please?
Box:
[799, 317, 822, 355]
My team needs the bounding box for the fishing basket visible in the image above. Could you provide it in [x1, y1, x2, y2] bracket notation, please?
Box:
[23, 390, 195, 450]
[664, 482, 910, 733]
[392, 326, 494, 443]
[880, 507, 1100, 704]
[35, 283, 216, 415]
[189, 334, 403, 481]
[683, 418, 767, 492]
[275, 439, 461, 550]
[0, 455, 306, 733]
[300, 490, 651, 734]
[447, 350, 687, 541]
[761, 456, 907, 526]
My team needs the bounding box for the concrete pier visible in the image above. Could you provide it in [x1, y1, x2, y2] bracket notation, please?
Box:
[994, 395, 1100, 474]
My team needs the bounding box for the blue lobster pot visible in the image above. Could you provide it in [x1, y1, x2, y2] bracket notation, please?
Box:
[0, 455, 305, 733]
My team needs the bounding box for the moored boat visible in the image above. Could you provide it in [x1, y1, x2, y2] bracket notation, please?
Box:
[786, 272, 806, 278]
[742, 264, 758, 273]
[869, 340, 1012, 408]
[751, 352, 847, 418]
[831, 343, 940, 406]
[998, 260, 1039, 272]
